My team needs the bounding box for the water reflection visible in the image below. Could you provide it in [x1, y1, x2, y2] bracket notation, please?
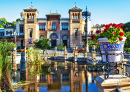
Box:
[14, 61, 99, 92]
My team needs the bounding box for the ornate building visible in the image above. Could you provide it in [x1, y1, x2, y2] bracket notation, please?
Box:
[4, 5, 91, 49]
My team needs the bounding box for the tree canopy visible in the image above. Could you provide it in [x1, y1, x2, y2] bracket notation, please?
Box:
[34, 35, 50, 51]
[0, 17, 16, 28]
[123, 22, 130, 32]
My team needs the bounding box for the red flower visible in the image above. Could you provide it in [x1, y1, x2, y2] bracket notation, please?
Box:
[91, 34, 95, 40]
[96, 30, 101, 34]
[102, 24, 105, 27]
[119, 32, 124, 36]
[104, 29, 107, 32]
[120, 23, 124, 27]
[113, 31, 116, 34]
[120, 37, 123, 41]
[105, 24, 110, 29]
[109, 23, 112, 26]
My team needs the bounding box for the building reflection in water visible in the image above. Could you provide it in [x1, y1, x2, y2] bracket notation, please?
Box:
[17, 61, 99, 92]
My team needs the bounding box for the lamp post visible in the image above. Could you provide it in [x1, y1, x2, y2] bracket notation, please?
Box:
[11, 30, 19, 70]
[12, 31, 19, 44]
[82, 6, 91, 52]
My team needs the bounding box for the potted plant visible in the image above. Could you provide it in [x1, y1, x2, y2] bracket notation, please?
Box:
[91, 23, 126, 62]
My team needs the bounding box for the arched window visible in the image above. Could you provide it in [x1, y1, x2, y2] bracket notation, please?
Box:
[51, 34, 57, 39]
[51, 23, 56, 30]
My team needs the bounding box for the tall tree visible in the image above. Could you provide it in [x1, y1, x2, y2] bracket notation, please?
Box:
[123, 22, 130, 32]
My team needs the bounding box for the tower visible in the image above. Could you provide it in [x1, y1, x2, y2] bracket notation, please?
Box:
[69, 6, 83, 48]
[21, 5, 39, 47]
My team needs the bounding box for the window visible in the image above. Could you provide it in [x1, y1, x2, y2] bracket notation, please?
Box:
[39, 23, 45, 30]
[10, 31, 12, 35]
[20, 25, 24, 33]
[63, 35, 68, 39]
[62, 23, 68, 30]
[51, 23, 56, 30]
[75, 29, 78, 37]
[6, 31, 8, 35]
[51, 34, 57, 39]
[30, 31, 32, 38]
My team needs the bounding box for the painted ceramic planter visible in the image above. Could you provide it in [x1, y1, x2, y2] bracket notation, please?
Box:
[98, 37, 126, 62]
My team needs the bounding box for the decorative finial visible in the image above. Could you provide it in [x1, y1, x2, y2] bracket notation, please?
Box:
[50, 10, 51, 13]
[31, 2, 32, 6]
[75, 2, 76, 6]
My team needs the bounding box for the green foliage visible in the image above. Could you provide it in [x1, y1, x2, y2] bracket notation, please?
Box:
[0, 39, 16, 91]
[125, 32, 130, 48]
[88, 39, 99, 50]
[34, 35, 50, 50]
[123, 22, 130, 32]
[57, 43, 64, 50]
[27, 47, 42, 62]
[16, 18, 21, 21]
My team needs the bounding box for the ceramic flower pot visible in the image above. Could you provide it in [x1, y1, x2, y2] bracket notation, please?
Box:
[98, 37, 126, 62]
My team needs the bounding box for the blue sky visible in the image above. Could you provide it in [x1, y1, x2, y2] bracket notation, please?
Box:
[0, 0, 130, 26]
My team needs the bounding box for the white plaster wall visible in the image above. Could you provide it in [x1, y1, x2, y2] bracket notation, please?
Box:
[4, 28, 14, 36]
[16, 20, 24, 36]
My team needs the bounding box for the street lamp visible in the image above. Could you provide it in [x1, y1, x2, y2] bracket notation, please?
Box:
[12, 31, 19, 44]
[82, 6, 91, 52]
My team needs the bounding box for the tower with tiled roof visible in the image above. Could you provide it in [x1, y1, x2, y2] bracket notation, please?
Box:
[21, 5, 39, 47]
[69, 6, 83, 48]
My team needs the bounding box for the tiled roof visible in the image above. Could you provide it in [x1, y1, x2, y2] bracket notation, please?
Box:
[24, 6, 37, 10]
[46, 13, 61, 16]
[69, 6, 82, 11]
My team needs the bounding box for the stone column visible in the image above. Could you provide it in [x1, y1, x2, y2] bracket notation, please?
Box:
[54, 46, 57, 60]
[123, 59, 128, 75]
[64, 46, 67, 60]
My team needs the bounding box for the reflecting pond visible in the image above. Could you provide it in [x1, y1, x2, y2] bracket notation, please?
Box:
[13, 61, 101, 92]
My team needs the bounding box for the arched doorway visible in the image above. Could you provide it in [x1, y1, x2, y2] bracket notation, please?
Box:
[50, 33, 58, 47]
[61, 34, 69, 48]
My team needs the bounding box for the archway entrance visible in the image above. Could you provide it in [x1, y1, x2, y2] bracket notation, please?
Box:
[50, 33, 58, 47]
[62, 35, 68, 48]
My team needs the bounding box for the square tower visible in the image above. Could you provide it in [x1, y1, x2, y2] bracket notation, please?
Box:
[69, 6, 83, 48]
[21, 5, 39, 47]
